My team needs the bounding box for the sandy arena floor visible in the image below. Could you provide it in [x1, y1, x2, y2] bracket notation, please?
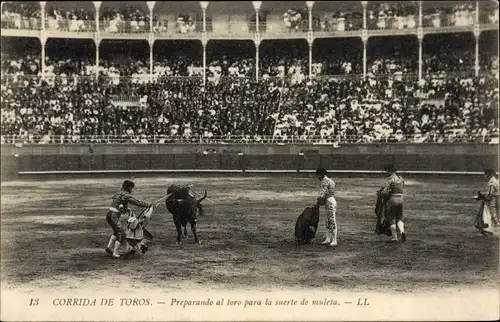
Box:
[1, 175, 499, 320]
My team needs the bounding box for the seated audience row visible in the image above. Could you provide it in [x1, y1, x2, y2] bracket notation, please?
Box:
[1, 71, 497, 144]
[3, 44, 494, 78]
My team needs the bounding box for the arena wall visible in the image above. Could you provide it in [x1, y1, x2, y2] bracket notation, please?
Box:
[1, 143, 498, 181]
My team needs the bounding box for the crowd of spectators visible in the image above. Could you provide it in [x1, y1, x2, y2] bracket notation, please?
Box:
[176, 14, 197, 34]
[1, 2, 40, 30]
[1, 1, 497, 36]
[313, 2, 418, 33]
[315, 11, 363, 32]
[423, 3, 476, 28]
[1, 52, 99, 77]
[45, 6, 94, 32]
[367, 39, 418, 76]
[152, 15, 168, 33]
[100, 6, 150, 33]
[1, 66, 497, 144]
[480, 4, 499, 24]
[283, 9, 307, 32]
[260, 52, 307, 79]
[1, 53, 40, 75]
[423, 50, 475, 74]
[4, 35, 496, 81]
[1, 0, 498, 32]
[367, 2, 417, 30]
[2, 15, 498, 144]
[272, 73, 497, 144]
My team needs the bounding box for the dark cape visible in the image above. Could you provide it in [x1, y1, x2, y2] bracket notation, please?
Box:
[295, 205, 320, 245]
[474, 200, 495, 236]
[375, 189, 392, 237]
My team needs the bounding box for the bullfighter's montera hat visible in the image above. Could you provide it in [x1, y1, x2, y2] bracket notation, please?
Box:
[384, 164, 397, 172]
[484, 169, 497, 176]
[122, 180, 135, 190]
[316, 168, 327, 176]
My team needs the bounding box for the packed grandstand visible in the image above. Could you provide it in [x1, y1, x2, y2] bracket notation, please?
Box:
[0, 1, 498, 144]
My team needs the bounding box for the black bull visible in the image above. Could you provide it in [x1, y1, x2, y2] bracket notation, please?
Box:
[165, 184, 207, 244]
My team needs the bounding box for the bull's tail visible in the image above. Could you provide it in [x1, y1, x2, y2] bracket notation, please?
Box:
[197, 190, 207, 205]
[196, 190, 207, 217]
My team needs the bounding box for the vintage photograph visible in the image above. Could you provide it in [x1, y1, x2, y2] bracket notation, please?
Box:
[0, 1, 499, 321]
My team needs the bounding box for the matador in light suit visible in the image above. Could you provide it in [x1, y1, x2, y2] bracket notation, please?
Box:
[316, 168, 338, 247]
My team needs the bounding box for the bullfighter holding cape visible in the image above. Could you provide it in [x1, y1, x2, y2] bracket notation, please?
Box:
[105, 180, 151, 259]
[474, 169, 499, 237]
[378, 164, 406, 243]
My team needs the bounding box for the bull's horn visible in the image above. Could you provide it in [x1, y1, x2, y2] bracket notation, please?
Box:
[153, 192, 175, 207]
[164, 192, 175, 200]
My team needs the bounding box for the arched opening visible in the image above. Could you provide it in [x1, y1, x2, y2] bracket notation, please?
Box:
[312, 37, 363, 76]
[45, 38, 96, 77]
[423, 32, 475, 74]
[1, 2, 41, 30]
[367, 35, 418, 77]
[1, 37, 41, 75]
[259, 39, 308, 81]
[366, 1, 418, 30]
[313, 1, 362, 32]
[479, 30, 498, 72]
[207, 40, 255, 79]
[153, 40, 202, 77]
[99, 1, 150, 33]
[45, 1, 95, 32]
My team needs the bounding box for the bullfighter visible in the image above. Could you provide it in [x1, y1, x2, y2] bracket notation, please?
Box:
[105, 180, 151, 259]
[475, 169, 499, 236]
[316, 168, 338, 247]
[380, 164, 406, 243]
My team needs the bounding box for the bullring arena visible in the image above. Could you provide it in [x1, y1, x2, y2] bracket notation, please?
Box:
[1, 1, 499, 321]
